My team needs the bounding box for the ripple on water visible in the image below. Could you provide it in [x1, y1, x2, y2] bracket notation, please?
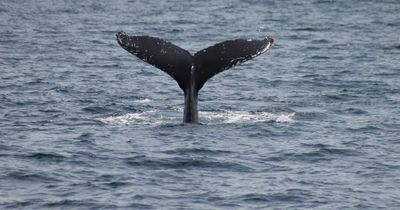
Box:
[124, 155, 254, 172]
[24, 152, 67, 162]
[264, 146, 363, 163]
[162, 148, 233, 156]
[5, 170, 61, 182]
[43, 199, 119, 209]
[237, 192, 307, 203]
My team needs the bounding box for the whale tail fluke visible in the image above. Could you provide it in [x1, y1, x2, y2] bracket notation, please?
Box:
[116, 31, 273, 92]
[116, 31, 273, 123]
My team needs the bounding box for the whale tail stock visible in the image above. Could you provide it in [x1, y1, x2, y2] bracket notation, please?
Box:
[116, 31, 273, 123]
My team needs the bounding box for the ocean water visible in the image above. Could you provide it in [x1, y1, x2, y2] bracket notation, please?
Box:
[1, 0, 400, 209]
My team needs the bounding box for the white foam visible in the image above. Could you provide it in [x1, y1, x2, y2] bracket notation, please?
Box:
[98, 110, 295, 126]
[133, 98, 152, 104]
[200, 110, 295, 124]
[97, 110, 167, 125]
[171, 106, 184, 112]
[276, 113, 295, 123]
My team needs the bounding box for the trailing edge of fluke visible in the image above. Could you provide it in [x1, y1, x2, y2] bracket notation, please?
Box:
[116, 31, 273, 123]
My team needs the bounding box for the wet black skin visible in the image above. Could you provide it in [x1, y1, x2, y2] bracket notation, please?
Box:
[183, 66, 199, 123]
[116, 31, 273, 123]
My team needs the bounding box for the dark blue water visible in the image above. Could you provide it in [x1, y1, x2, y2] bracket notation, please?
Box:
[1, 0, 400, 209]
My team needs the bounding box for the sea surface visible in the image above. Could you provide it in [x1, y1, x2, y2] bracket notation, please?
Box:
[1, 0, 400, 209]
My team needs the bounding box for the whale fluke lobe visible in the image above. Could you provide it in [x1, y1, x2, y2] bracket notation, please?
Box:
[193, 36, 274, 90]
[116, 31, 192, 90]
[116, 31, 273, 123]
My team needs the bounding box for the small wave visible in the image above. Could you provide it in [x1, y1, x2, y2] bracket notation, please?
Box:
[124, 156, 253, 172]
[2, 201, 33, 209]
[162, 148, 233, 156]
[309, 55, 330, 60]
[5, 170, 60, 182]
[82, 106, 112, 114]
[44, 199, 117, 209]
[26, 152, 66, 162]
[293, 27, 329, 32]
[265, 146, 362, 163]
[237, 192, 304, 203]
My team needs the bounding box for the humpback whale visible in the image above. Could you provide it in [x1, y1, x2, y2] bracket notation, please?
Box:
[116, 31, 273, 123]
